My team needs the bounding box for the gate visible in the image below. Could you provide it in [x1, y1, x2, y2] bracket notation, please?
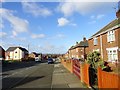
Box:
[72, 59, 81, 79]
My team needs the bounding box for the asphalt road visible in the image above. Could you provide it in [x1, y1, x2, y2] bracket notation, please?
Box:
[1, 61, 54, 90]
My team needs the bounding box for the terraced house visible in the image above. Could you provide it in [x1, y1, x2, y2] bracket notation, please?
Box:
[88, 10, 120, 63]
[67, 37, 88, 60]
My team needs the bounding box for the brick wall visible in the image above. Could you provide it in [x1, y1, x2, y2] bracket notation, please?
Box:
[88, 29, 119, 61]
[88, 37, 101, 53]
[102, 29, 119, 61]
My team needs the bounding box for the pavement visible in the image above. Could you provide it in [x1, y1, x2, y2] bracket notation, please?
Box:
[52, 62, 88, 88]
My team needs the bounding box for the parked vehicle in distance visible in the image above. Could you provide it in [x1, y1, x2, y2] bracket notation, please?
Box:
[35, 57, 41, 62]
[48, 57, 54, 64]
[53, 58, 56, 62]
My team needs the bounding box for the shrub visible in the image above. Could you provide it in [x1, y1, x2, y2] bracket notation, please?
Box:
[86, 51, 101, 71]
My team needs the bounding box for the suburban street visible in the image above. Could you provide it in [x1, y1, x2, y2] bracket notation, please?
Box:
[1, 1, 119, 89]
[2, 61, 54, 89]
[1, 60, 86, 90]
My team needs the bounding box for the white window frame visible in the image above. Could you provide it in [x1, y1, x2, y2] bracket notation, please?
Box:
[106, 47, 118, 62]
[93, 49, 100, 52]
[107, 30, 115, 42]
[76, 48, 78, 52]
[94, 37, 98, 46]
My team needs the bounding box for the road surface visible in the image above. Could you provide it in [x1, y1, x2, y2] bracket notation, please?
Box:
[1, 61, 54, 89]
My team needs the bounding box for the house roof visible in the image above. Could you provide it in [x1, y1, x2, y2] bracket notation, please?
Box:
[91, 19, 119, 37]
[75, 41, 88, 48]
[0, 46, 5, 58]
[19, 47, 28, 52]
[0, 46, 5, 51]
[69, 46, 75, 50]
[69, 40, 88, 50]
[31, 52, 42, 57]
[6, 47, 28, 52]
[6, 47, 17, 52]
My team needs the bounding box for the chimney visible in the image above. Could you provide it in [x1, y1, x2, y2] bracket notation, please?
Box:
[116, 1, 120, 18]
[83, 37, 86, 41]
[116, 10, 120, 18]
[76, 42, 78, 45]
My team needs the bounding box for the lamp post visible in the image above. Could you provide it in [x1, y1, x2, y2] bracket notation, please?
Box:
[83, 46, 86, 61]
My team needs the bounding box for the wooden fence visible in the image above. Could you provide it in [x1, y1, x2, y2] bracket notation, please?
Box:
[81, 63, 90, 87]
[61, 59, 120, 89]
[72, 59, 81, 79]
[98, 67, 120, 89]
[61, 59, 73, 73]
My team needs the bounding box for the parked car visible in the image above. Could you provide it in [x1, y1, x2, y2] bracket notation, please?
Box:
[35, 57, 41, 62]
[48, 58, 54, 64]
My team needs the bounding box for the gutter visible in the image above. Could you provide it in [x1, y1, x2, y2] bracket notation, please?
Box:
[89, 24, 120, 39]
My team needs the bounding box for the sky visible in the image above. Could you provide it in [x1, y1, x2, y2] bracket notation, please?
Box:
[0, 1, 119, 54]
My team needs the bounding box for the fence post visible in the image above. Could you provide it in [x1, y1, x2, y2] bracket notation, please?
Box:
[80, 63, 84, 83]
[118, 62, 120, 90]
[71, 59, 73, 73]
[97, 67, 102, 89]
[86, 64, 90, 88]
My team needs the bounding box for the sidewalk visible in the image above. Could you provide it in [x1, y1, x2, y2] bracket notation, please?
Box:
[51, 63, 89, 88]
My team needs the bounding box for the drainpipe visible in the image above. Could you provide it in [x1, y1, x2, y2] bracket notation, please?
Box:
[100, 35, 103, 59]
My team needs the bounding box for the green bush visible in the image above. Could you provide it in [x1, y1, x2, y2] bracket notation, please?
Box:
[86, 51, 101, 70]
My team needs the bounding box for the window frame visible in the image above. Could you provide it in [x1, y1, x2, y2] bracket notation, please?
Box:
[93, 37, 98, 46]
[107, 30, 115, 42]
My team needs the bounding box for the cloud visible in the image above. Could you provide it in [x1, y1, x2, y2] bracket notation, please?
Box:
[88, 20, 96, 24]
[21, 2, 52, 17]
[57, 2, 116, 17]
[31, 34, 45, 39]
[58, 17, 69, 26]
[90, 14, 105, 20]
[57, 17, 76, 27]
[0, 22, 4, 29]
[10, 35, 27, 41]
[89, 14, 105, 24]
[90, 15, 95, 19]
[96, 14, 105, 19]
[0, 8, 29, 37]
[56, 34, 65, 38]
[0, 32, 7, 38]
[37, 42, 66, 54]
[70, 23, 77, 26]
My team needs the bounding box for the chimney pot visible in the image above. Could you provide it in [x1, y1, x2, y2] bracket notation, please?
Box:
[83, 37, 86, 41]
[116, 10, 120, 18]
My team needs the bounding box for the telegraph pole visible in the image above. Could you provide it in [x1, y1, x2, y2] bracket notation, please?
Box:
[28, 44, 29, 54]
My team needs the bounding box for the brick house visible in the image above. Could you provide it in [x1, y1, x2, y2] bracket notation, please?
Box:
[5, 47, 28, 60]
[0, 46, 5, 60]
[29, 52, 37, 58]
[67, 37, 88, 60]
[29, 52, 42, 60]
[64, 51, 69, 59]
[88, 10, 120, 63]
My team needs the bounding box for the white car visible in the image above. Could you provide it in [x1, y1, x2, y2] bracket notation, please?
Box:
[35, 57, 41, 62]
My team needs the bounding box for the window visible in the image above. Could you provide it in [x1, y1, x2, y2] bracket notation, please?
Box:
[93, 49, 99, 52]
[15, 51, 17, 53]
[113, 50, 117, 60]
[107, 30, 115, 42]
[107, 49, 118, 61]
[94, 37, 98, 45]
[76, 48, 78, 52]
